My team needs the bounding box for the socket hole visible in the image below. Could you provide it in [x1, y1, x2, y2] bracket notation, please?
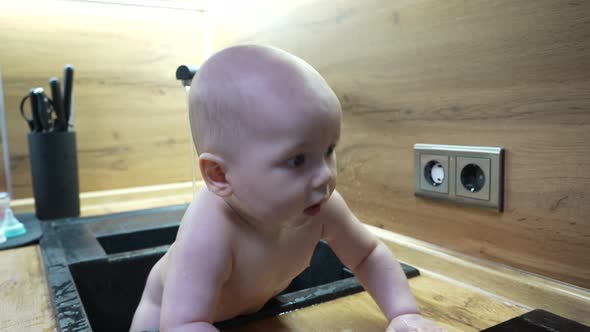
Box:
[424, 161, 445, 187]
[460, 163, 485, 193]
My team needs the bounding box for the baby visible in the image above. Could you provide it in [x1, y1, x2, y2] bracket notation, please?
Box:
[131, 45, 445, 332]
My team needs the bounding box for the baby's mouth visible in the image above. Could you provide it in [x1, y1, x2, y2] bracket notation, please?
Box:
[304, 203, 322, 216]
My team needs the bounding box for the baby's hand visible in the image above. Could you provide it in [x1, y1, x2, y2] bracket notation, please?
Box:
[387, 313, 447, 332]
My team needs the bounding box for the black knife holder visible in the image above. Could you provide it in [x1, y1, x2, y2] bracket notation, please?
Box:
[28, 131, 80, 220]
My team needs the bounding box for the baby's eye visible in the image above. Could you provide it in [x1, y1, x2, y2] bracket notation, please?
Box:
[326, 145, 336, 157]
[287, 154, 306, 168]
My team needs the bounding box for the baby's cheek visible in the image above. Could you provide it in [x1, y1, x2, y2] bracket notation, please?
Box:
[264, 190, 302, 218]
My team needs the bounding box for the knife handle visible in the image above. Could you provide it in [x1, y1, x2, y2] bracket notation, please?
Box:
[29, 88, 42, 132]
[49, 77, 66, 131]
[34, 88, 51, 132]
[63, 64, 74, 124]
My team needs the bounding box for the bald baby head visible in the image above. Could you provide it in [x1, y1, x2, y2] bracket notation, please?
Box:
[189, 45, 340, 158]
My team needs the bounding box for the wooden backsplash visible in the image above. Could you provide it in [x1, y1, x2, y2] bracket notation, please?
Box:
[209, 0, 590, 288]
[0, 0, 205, 197]
[1, 0, 589, 288]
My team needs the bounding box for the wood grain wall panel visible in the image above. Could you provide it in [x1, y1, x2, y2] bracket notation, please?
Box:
[209, 0, 590, 288]
[0, 0, 205, 197]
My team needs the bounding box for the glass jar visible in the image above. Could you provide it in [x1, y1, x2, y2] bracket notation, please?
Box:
[0, 192, 9, 221]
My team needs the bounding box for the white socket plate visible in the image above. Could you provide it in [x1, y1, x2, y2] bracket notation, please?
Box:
[414, 144, 504, 211]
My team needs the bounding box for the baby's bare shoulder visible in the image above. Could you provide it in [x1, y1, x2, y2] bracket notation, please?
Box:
[172, 189, 237, 259]
[318, 190, 352, 221]
[179, 189, 234, 231]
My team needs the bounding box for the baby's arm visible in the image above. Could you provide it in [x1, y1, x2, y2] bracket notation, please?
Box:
[321, 191, 444, 331]
[159, 201, 233, 332]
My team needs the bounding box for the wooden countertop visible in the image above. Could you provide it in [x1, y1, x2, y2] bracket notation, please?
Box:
[2, 182, 589, 332]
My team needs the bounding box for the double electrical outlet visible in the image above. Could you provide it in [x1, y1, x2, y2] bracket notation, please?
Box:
[414, 144, 505, 211]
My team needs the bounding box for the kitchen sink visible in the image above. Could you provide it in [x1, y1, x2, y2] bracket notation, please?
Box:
[38, 204, 420, 331]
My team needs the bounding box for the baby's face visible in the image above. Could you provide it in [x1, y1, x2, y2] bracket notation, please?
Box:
[225, 83, 342, 228]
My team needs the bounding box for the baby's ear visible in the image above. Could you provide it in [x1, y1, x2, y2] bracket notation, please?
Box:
[199, 153, 232, 197]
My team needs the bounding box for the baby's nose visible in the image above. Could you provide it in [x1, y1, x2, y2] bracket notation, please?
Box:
[312, 162, 335, 190]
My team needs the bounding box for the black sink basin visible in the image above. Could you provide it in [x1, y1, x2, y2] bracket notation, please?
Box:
[482, 309, 590, 332]
[39, 204, 420, 332]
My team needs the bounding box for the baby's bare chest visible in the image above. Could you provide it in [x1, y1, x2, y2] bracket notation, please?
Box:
[223, 223, 323, 303]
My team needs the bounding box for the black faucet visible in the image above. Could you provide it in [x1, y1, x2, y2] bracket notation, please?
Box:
[175, 65, 198, 88]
